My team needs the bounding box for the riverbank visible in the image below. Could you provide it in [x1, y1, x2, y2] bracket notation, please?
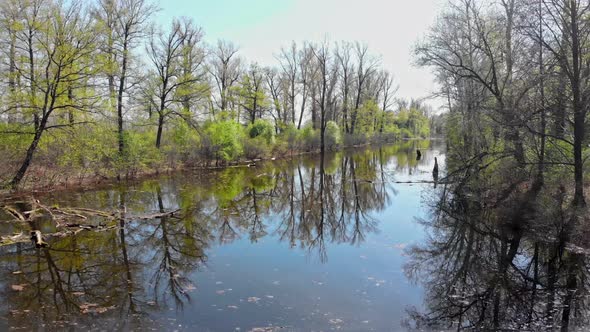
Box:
[0, 138, 432, 197]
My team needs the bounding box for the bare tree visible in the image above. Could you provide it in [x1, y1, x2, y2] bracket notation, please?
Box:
[277, 41, 298, 125]
[350, 42, 379, 134]
[336, 41, 355, 133]
[146, 18, 206, 149]
[311, 40, 339, 154]
[209, 39, 241, 113]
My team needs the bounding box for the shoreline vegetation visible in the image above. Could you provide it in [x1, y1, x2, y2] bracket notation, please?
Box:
[0, 135, 433, 197]
[0, 0, 436, 194]
[415, 0, 590, 209]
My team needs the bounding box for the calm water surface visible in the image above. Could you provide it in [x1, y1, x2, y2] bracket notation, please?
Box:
[0, 141, 443, 331]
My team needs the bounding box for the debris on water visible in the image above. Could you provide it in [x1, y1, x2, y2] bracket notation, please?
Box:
[11, 284, 27, 291]
[216, 290, 225, 295]
[227, 305, 239, 309]
[247, 297, 261, 303]
[249, 327, 285, 332]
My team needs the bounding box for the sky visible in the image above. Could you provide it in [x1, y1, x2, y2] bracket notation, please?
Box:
[156, 0, 445, 110]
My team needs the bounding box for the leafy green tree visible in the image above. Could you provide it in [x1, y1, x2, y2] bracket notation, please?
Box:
[8, 2, 99, 189]
[204, 120, 244, 162]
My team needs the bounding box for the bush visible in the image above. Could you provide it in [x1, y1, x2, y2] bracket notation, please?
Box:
[300, 124, 320, 151]
[164, 119, 200, 162]
[324, 121, 341, 150]
[343, 132, 369, 146]
[118, 130, 162, 175]
[247, 119, 275, 144]
[203, 120, 244, 162]
[243, 136, 270, 159]
[277, 123, 300, 150]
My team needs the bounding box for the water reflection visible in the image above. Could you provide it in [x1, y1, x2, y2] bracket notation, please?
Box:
[405, 157, 590, 331]
[0, 140, 439, 330]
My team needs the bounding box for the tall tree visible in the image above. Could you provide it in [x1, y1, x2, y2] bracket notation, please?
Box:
[146, 18, 206, 148]
[237, 63, 267, 124]
[350, 42, 379, 134]
[96, 0, 157, 156]
[209, 39, 241, 114]
[9, 1, 99, 188]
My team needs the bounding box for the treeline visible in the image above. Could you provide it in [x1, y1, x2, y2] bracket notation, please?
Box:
[417, 0, 590, 207]
[0, 0, 430, 190]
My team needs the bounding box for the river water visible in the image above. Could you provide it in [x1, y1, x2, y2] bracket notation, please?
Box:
[0, 140, 442, 331]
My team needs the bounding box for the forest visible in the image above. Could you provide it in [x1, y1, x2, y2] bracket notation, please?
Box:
[0, 0, 431, 190]
[405, 0, 590, 329]
[4, 0, 590, 330]
[416, 0, 590, 207]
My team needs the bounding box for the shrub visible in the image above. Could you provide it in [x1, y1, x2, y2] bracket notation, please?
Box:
[165, 119, 200, 162]
[277, 123, 300, 151]
[324, 121, 341, 150]
[300, 125, 320, 151]
[247, 119, 275, 144]
[243, 136, 270, 159]
[203, 120, 244, 162]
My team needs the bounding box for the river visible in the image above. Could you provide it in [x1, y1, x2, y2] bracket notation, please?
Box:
[0, 140, 450, 331]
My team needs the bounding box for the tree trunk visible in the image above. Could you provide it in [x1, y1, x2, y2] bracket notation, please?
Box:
[9, 115, 49, 189]
[156, 113, 164, 149]
[570, 0, 586, 206]
[117, 37, 129, 155]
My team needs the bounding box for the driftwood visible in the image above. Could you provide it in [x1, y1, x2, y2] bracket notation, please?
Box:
[0, 196, 182, 248]
[3, 206, 25, 221]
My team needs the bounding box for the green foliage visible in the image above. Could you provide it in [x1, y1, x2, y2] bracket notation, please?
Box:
[56, 124, 118, 174]
[277, 123, 300, 150]
[247, 119, 275, 144]
[300, 125, 320, 151]
[325, 121, 342, 149]
[164, 119, 200, 160]
[394, 107, 430, 138]
[356, 100, 382, 135]
[203, 120, 244, 162]
[118, 130, 163, 173]
[243, 136, 270, 159]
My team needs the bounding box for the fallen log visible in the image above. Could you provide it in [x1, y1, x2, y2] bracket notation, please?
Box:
[3, 206, 25, 221]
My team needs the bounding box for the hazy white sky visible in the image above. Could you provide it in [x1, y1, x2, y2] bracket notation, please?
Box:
[156, 0, 445, 109]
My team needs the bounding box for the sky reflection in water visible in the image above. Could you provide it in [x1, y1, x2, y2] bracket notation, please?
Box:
[0, 140, 442, 331]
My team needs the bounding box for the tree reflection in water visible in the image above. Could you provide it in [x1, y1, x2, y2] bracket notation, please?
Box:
[0, 140, 433, 330]
[405, 158, 590, 331]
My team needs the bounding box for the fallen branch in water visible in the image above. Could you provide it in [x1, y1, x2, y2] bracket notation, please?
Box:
[127, 209, 181, 220]
[0, 196, 183, 247]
